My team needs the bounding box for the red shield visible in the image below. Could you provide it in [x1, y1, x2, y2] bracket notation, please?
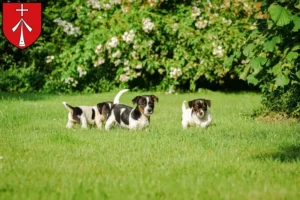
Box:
[2, 3, 42, 49]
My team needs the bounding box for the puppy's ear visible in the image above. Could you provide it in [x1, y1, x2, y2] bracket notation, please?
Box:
[97, 103, 105, 114]
[132, 96, 141, 105]
[151, 95, 159, 103]
[188, 100, 194, 108]
[206, 100, 211, 107]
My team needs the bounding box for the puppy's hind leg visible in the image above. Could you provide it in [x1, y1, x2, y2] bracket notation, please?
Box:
[81, 116, 88, 129]
[66, 121, 75, 128]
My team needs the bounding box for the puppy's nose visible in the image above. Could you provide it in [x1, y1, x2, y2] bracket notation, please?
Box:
[147, 108, 153, 113]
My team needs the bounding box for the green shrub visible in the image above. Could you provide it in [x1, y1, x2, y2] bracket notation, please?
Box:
[226, 0, 300, 117]
[0, 0, 255, 93]
[261, 84, 300, 118]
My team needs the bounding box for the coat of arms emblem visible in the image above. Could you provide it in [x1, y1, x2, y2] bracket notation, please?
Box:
[2, 2, 42, 49]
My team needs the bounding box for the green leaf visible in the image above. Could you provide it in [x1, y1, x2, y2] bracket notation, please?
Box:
[264, 36, 281, 52]
[239, 65, 251, 80]
[247, 74, 259, 85]
[292, 15, 300, 32]
[275, 73, 290, 86]
[286, 52, 298, 62]
[296, 71, 300, 79]
[272, 63, 282, 75]
[268, 4, 292, 26]
[224, 55, 234, 68]
[243, 43, 255, 57]
[250, 57, 267, 69]
[292, 45, 300, 51]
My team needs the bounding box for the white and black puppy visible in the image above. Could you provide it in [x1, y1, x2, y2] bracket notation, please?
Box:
[105, 89, 159, 130]
[62, 101, 113, 129]
[181, 99, 212, 129]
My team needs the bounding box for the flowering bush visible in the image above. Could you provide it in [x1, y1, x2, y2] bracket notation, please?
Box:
[0, 0, 256, 93]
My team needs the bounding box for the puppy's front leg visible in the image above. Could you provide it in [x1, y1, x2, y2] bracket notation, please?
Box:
[182, 120, 188, 129]
[105, 118, 114, 131]
[96, 121, 103, 129]
[95, 116, 103, 129]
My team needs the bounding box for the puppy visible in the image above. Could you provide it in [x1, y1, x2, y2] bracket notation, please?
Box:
[63, 101, 112, 129]
[62, 89, 128, 129]
[105, 89, 159, 130]
[181, 99, 212, 129]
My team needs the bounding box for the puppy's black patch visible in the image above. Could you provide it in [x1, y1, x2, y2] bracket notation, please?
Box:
[188, 99, 211, 114]
[131, 108, 142, 120]
[113, 104, 132, 125]
[92, 108, 95, 120]
[72, 107, 83, 122]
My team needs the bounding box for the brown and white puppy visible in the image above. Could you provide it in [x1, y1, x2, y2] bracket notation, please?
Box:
[181, 99, 212, 129]
[63, 101, 112, 129]
[105, 89, 159, 130]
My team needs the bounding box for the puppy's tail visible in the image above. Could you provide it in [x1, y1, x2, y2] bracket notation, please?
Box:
[182, 100, 187, 112]
[113, 89, 129, 104]
[63, 102, 74, 112]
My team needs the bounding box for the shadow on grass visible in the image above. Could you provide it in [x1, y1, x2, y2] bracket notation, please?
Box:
[0, 92, 57, 101]
[256, 145, 300, 163]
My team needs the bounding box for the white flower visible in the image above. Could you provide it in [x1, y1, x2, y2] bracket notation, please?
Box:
[191, 6, 201, 19]
[45, 55, 54, 63]
[222, 18, 232, 25]
[94, 57, 105, 67]
[135, 63, 142, 69]
[195, 19, 208, 29]
[95, 44, 103, 54]
[114, 59, 121, 66]
[64, 77, 74, 84]
[122, 6, 129, 13]
[148, 40, 154, 47]
[87, 0, 101, 10]
[119, 74, 130, 82]
[133, 72, 141, 78]
[124, 59, 129, 66]
[172, 23, 179, 32]
[72, 80, 78, 87]
[122, 30, 135, 44]
[133, 44, 139, 50]
[147, 0, 157, 8]
[131, 51, 138, 60]
[212, 46, 224, 57]
[112, 50, 122, 58]
[158, 68, 165, 74]
[77, 66, 87, 77]
[169, 67, 182, 79]
[106, 37, 119, 49]
[142, 18, 155, 33]
[54, 18, 81, 36]
[250, 23, 257, 30]
[103, 3, 111, 10]
[110, 0, 121, 5]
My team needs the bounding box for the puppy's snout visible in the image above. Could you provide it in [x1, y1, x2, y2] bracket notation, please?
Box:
[199, 110, 204, 116]
[147, 108, 153, 113]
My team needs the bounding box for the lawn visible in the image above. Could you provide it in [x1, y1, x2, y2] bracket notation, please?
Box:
[0, 90, 299, 200]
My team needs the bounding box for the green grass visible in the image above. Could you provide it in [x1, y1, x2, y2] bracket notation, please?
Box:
[0, 91, 299, 200]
